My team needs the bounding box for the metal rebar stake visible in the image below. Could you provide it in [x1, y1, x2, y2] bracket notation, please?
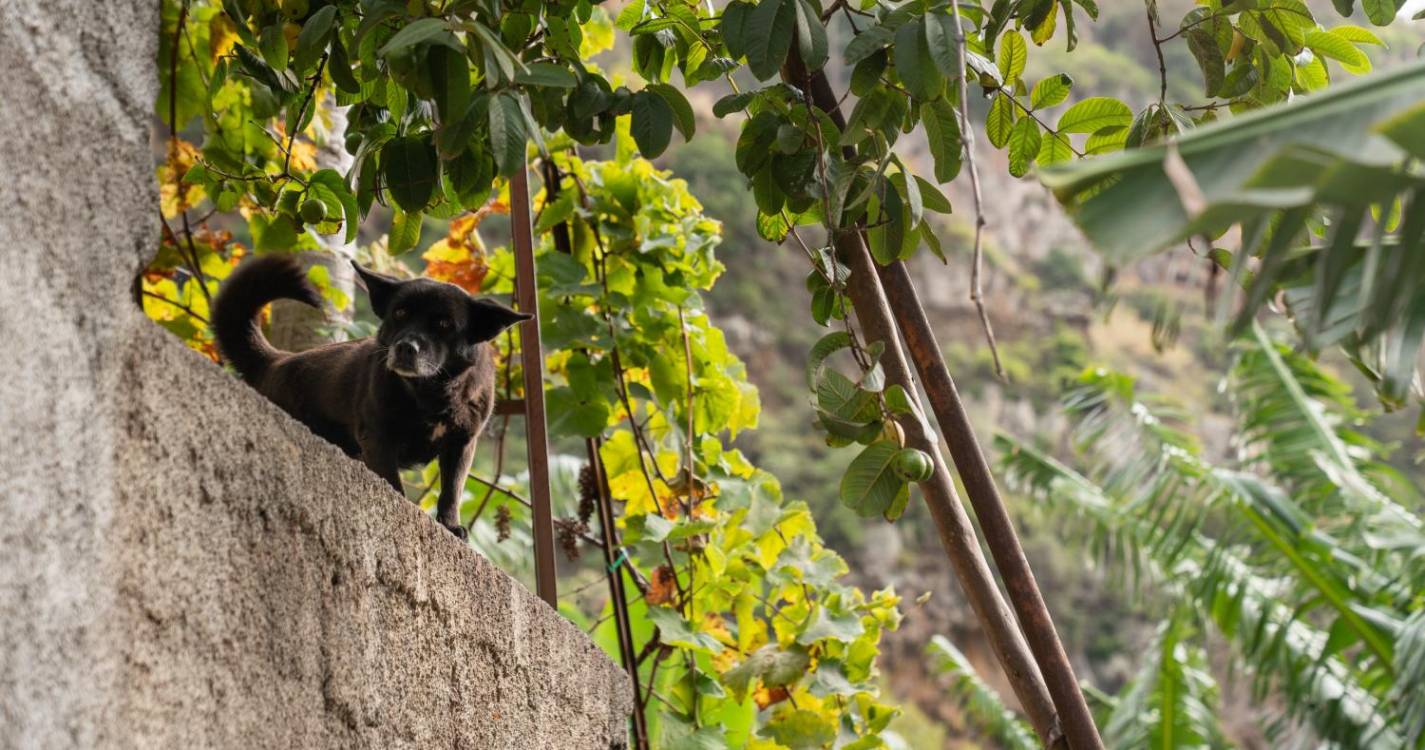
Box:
[510, 164, 558, 606]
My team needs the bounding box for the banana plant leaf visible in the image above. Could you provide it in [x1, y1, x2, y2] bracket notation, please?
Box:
[1039, 58, 1425, 265]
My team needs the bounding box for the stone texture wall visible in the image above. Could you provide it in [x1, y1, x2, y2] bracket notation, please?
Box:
[0, 2, 631, 748]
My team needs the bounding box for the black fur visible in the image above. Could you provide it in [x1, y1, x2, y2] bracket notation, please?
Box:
[212, 255, 530, 539]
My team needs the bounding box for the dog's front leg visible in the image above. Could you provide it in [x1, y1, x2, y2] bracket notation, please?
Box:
[436, 435, 477, 541]
[358, 437, 404, 495]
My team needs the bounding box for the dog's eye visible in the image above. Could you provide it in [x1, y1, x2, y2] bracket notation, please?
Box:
[437, 318, 453, 331]
[393, 308, 408, 320]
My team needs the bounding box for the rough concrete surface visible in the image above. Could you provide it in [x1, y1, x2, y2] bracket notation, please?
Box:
[0, 1, 631, 748]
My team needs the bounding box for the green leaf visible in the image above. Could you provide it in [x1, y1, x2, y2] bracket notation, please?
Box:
[793, 0, 829, 71]
[1306, 29, 1368, 70]
[514, 62, 578, 88]
[806, 331, 853, 390]
[713, 91, 757, 118]
[884, 384, 915, 414]
[630, 90, 675, 158]
[893, 163, 923, 227]
[916, 176, 953, 213]
[1186, 27, 1226, 97]
[1361, 0, 1398, 25]
[260, 23, 289, 71]
[893, 20, 944, 101]
[1036, 131, 1073, 165]
[924, 12, 960, 78]
[721, 1, 753, 59]
[796, 606, 865, 645]
[1331, 25, 1385, 46]
[546, 386, 612, 438]
[723, 646, 811, 700]
[309, 169, 360, 243]
[1030, 73, 1073, 109]
[867, 181, 905, 264]
[647, 605, 723, 654]
[1007, 117, 1043, 178]
[1030, 1, 1057, 46]
[380, 18, 452, 56]
[763, 710, 837, 749]
[488, 91, 528, 176]
[327, 37, 362, 94]
[293, 4, 337, 73]
[997, 30, 1027, 84]
[747, 0, 796, 81]
[390, 208, 423, 254]
[1056, 96, 1132, 134]
[647, 83, 696, 141]
[839, 440, 908, 517]
[985, 93, 1016, 149]
[843, 24, 894, 66]
[429, 45, 471, 123]
[381, 136, 439, 212]
[922, 99, 963, 182]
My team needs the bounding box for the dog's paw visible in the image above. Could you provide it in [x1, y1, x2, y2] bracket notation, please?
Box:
[442, 522, 469, 541]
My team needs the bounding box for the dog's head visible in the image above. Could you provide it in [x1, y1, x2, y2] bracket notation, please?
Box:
[353, 262, 531, 379]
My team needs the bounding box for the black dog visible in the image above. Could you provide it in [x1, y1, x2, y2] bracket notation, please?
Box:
[212, 255, 530, 539]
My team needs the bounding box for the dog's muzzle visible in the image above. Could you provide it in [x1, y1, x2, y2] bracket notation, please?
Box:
[388, 339, 429, 377]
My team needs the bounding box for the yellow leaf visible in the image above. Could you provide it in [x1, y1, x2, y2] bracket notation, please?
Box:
[209, 15, 238, 62]
[422, 239, 467, 264]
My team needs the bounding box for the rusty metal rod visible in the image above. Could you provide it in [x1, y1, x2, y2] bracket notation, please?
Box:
[587, 438, 650, 750]
[509, 164, 558, 607]
[878, 261, 1103, 750]
[493, 399, 525, 416]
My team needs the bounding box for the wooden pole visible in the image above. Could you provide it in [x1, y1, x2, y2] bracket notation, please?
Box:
[834, 227, 1065, 748]
[877, 262, 1103, 749]
[780, 48, 1079, 748]
[509, 164, 558, 607]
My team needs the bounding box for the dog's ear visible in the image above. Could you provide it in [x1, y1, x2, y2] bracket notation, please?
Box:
[352, 261, 402, 318]
[467, 298, 533, 343]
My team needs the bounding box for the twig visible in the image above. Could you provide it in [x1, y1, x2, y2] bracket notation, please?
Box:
[141, 290, 210, 323]
[282, 54, 329, 178]
[948, 0, 1004, 379]
[1147, 4, 1168, 106]
[997, 89, 1085, 157]
[165, 2, 214, 309]
[466, 473, 531, 508]
[676, 304, 699, 726]
[677, 307, 697, 519]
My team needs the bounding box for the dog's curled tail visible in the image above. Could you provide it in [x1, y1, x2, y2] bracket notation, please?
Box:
[212, 255, 322, 384]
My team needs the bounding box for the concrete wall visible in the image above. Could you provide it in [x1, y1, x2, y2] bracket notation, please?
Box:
[0, 2, 631, 748]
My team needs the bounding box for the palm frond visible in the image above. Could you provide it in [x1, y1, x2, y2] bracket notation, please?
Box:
[997, 363, 1419, 749]
[1396, 610, 1425, 748]
[997, 436, 1400, 748]
[1229, 324, 1422, 538]
[926, 635, 1039, 750]
[1102, 612, 1232, 750]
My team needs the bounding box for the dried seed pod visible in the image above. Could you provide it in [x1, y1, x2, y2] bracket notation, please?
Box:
[495, 504, 513, 542]
[554, 517, 587, 562]
[577, 463, 598, 526]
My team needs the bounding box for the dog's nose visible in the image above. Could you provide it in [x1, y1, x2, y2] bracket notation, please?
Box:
[395, 340, 420, 359]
